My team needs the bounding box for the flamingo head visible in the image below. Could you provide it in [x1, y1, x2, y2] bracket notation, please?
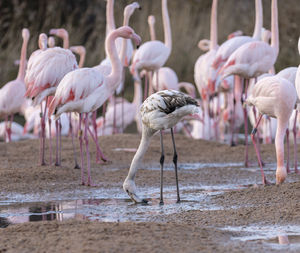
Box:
[197, 39, 210, 52]
[38, 33, 48, 50]
[276, 167, 287, 185]
[113, 26, 141, 47]
[48, 36, 55, 48]
[227, 30, 243, 40]
[148, 15, 155, 26]
[49, 28, 69, 41]
[22, 28, 30, 41]
[124, 2, 141, 19]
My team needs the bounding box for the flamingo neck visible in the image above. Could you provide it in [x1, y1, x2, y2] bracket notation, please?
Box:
[162, 0, 171, 50]
[106, 31, 123, 93]
[271, 0, 279, 56]
[149, 21, 156, 41]
[78, 52, 86, 68]
[210, 0, 218, 51]
[252, 0, 263, 40]
[178, 82, 196, 98]
[133, 80, 142, 106]
[127, 126, 154, 180]
[63, 34, 69, 49]
[106, 0, 116, 36]
[17, 38, 28, 81]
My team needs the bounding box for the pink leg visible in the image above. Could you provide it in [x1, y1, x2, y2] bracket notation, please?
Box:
[84, 113, 93, 186]
[7, 114, 14, 142]
[143, 72, 148, 101]
[230, 86, 236, 146]
[55, 120, 59, 166]
[87, 127, 109, 162]
[58, 118, 62, 165]
[113, 93, 117, 134]
[253, 107, 264, 166]
[251, 114, 270, 185]
[91, 111, 100, 162]
[102, 102, 107, 136]
[243, 79, 249, 167]
[69, 113, 80, 169]
[78, 114, 85, 185]
[48, 118, 52, 165]
[4, 115, 8, 142]
[293, 110, 299, 173]
[148, 71, 153, 96]
[121, 89, 124, 133]
[40, 100, 47, 166]
[286, 128, 290, 173]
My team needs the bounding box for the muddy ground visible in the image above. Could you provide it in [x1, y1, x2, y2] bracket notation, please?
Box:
[1, 133, 300, 253]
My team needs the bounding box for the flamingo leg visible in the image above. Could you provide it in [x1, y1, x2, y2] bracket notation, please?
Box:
[230, 88, 236, 146]
[293, 110, 298, 173]
[48, 118, 52, 165]
[87, 127, 109, 162]
[243, 78, 249, 167]
[55, 120, 59, 166]
[143, 72, 148, 101]
[59, 118, 62, 165]
[286, 128, 290, 173]
[113, 92, 117, 134]
[148, 71, 153, 96]
[121, 88, 124, 133]
[7, 114, 13, 142]
[4, 114, 8, 142]
[91, 110, 101, 163]
[40, 98, 47, 166]
[170, 128, 180, 203]
[70, 112, 80, 169]
[251, 114, 270, 185]
[102, 102, 107, 136]
[78, 114, 85, 185]
[159, 130, 165, 205]
[253, 106, 265, 167]
[84, 113, 92, 186]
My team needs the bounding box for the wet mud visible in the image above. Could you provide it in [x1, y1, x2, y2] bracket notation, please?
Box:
[1, 134, 300, 252]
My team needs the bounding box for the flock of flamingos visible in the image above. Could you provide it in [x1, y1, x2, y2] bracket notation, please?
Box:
[0, 0, 300, 203]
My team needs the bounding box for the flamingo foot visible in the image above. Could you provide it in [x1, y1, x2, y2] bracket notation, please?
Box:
[230, 141, 236, 147]
[74, 164, 81, 170]
[263, 177, 272, 186]
[96, 159, 112, 165]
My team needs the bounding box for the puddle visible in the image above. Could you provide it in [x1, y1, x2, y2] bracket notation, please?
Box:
[222, 225, 300, 250]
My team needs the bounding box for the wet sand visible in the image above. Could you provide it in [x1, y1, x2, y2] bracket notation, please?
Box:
[1, 133, 300, 252]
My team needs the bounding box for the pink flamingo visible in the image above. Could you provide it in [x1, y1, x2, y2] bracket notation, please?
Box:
[0, 28, 30, 142]
[130, 0, 171, 96]
[123, 90, 199, 204]
[219, 0, 279, 168]
[48, 26, 141, 186]
[277, 67, 298, 173]
[70, 46, 86, 68]
[96, 78, 143, 135]
[212, 0, 263, 70]
[25, 34, 78, 165]
[246, 76, 297, 185]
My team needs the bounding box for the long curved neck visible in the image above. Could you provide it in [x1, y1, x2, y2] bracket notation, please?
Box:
[178, 82, 196, 98]
[17, 38, 28, 81]
[149, 22, 156, 41]
[271, 0, 279, 56]
[162, 0, 171, 50]
[210, 0, 218, 50]
[252, 0, 263, 40]
[63, 34, 69, 49]
[106, 32, 123, 92]
[127, 126, 154, 180]
[106, 0, 116, 35]
[78, 52, 86, 68]
[133, 80, 142, 106]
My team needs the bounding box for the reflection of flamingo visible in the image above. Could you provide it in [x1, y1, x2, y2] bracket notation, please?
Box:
[0, 28, 30, 142]
[123, 90, 199, 204]
[246, 76, 297, 185]
[49, 27, 141, 186]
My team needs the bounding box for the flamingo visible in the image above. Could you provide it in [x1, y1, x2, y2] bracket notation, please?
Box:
[0, 28, 30, 142]
[48, 26, 141, 186]
[25, 34, 78, 165]
[246, 76, 297, 185]
[48, 36, 55, 48]
[96, 78, 142, 135]
[123, 90, 199, 204]
[212, 0, 263, 70]
[130, 0, 171, 94]
[276, 67, 298, 173]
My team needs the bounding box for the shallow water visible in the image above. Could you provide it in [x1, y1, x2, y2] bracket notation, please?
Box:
[222, 225, 300, 251]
